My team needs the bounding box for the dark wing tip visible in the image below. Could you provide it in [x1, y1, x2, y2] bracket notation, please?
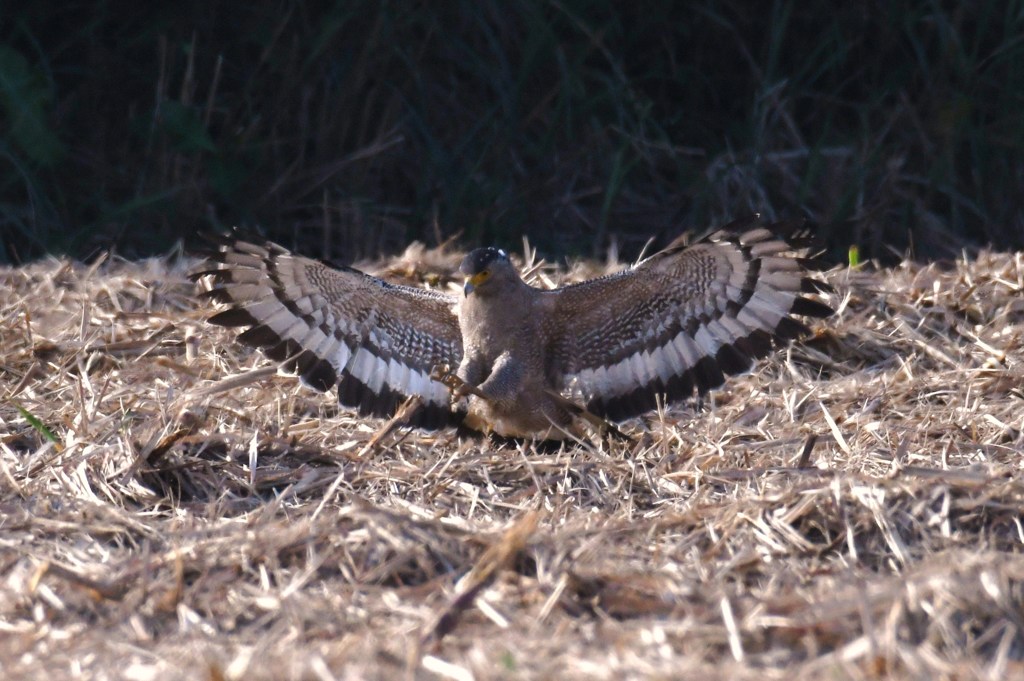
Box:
[790, 296, 835, 319]
[801, 277, 835, 294]
[237, 324, 287, 348]
[208, 308, 259, 328]
[714, 342, 753, 375]
[773, 316, 812, 341]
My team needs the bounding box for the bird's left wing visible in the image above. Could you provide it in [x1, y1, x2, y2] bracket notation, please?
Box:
[193, 236, 463, 428]
[543, 216, 834, 421]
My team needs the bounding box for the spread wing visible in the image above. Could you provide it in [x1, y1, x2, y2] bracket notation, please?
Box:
[193, 236, 463, 428]
[545, 216, 834, 421]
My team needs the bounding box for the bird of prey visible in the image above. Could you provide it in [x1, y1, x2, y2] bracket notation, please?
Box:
[195, 216, 833, 438]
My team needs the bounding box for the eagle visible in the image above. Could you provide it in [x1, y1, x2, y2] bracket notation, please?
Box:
[194, 216, 833, 438]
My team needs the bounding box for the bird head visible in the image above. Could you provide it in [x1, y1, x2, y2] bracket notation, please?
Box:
[460, 247, 513, 296]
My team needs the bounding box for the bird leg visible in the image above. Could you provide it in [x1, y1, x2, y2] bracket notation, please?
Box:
[432, 363, 631, 442]
[431, 363, 487, 401]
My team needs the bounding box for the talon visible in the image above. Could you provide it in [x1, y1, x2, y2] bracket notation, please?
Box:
[431, 363, 468, 396]
[430, 363, 451, 382]
[430, 362, 489, 402]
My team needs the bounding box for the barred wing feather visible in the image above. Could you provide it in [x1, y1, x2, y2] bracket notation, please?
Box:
[546, 216, 833, 421]
[194, 236, 463, 428]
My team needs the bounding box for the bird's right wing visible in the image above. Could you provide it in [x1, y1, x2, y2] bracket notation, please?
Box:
[193, 236, 464, 428]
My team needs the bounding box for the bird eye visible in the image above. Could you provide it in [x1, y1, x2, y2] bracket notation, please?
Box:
[481, 269, 490, 277]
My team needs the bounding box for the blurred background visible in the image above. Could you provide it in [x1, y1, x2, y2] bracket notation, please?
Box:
[2, 0, 1022, 265]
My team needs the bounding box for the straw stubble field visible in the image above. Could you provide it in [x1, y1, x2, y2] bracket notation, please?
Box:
[1, 241, 1023, 680]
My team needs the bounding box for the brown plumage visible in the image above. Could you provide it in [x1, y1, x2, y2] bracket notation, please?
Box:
[194, 215, 833, 438]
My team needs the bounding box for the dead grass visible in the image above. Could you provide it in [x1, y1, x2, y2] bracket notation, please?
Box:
[1, 244, 1023, 680]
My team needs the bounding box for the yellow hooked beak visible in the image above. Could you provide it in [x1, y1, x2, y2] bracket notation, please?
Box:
[463, 270, 490, 296]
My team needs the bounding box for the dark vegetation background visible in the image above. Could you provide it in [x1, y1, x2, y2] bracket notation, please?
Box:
[2, 1, 1022, 265]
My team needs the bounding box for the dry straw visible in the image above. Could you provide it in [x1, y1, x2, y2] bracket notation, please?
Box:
[1, 242, 1022, 679]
